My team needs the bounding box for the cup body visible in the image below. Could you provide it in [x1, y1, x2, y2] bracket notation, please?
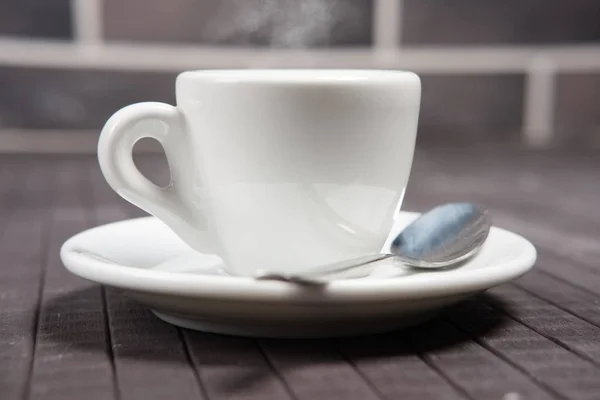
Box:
[175, 69, 421, 275]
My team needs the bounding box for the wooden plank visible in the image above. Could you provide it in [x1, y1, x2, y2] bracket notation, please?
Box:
[0, 160, 54, 400]
[340, 332, 470, 400]
[184, 332, 293, 400]
[448, 297, 600, 400]
[0, 155, 27, 227]
[29, 158, 117, 400]
[527, 253, 600, 298]
[406, 149, 600, 226]
[104, 294, 207, 400]
[514, 270, 600, 328]
[258, 339, 384, 400]
[488, 285, 600, 366]
[88, 157, 206, 400]
[407, 320, 556, 399]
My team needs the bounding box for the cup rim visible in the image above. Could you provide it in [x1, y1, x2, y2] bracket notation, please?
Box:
[177, 69, 420, 85]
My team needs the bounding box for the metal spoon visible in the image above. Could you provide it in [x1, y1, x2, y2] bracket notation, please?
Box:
[254, 202, 491, 284]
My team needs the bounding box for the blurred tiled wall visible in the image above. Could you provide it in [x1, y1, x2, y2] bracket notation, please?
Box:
[1, 0, 599, 151]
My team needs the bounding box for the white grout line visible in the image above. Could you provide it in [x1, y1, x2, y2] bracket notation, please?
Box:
[397, 0, 404, 46]
[2, 38, 600, 73]
[71, 0, 103, 45]
[523, 57, 557, 147]
[0, 130, 100, 153]
[373, 0, 401, 49]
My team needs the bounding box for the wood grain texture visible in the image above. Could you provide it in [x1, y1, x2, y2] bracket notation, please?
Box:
[258, 339, 386, 400]
[487, 285, 600, 367]
[514, 270, 600, 328]
[447, 298, 600, 400]
[0, 159, 53, 400]
[340, 332, 468, 400]
[184, 332, 292, 400]
[29, 158, 116, 400]
[407, 319, 556, 399]
[1, 150, 599, 400]
[88, 158, 206, 400]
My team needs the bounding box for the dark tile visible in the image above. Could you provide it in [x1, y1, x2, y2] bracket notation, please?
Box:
[416, 74, 525, 145]
[402, 0, 600, 45]
[0, 0, 72, 39]
[555, 73, 600, 147]
[104, 0, 372, 47]
[0, 67, 176, 129]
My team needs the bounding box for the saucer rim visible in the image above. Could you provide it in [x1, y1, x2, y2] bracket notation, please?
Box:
[60, 212, 537, 304]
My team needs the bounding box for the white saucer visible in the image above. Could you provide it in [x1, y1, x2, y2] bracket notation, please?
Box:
[60, 211, 536, 338]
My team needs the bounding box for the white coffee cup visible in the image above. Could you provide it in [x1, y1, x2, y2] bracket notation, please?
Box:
[98, 69, 421, 277]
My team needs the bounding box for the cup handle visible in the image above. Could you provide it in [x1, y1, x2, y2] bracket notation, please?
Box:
[98, 102, 209, 251]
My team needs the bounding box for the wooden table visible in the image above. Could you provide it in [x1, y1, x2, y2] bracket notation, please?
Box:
[2, 149, 600, 400]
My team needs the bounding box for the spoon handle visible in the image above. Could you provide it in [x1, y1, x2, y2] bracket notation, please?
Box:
[254, 253, 395, 284]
